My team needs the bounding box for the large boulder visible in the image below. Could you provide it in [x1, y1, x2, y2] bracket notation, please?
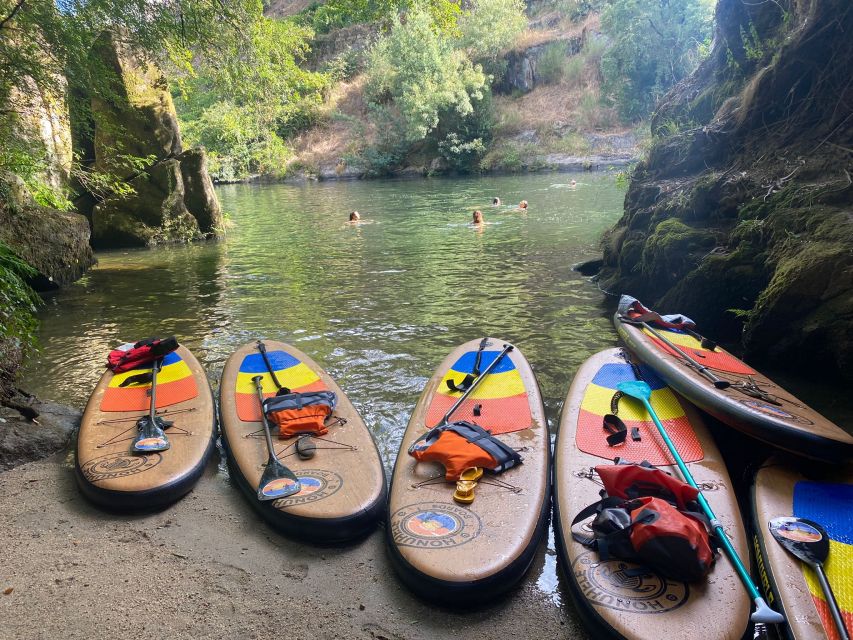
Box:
[91, 154, 221, 247]
[598, 0, 853, 379]
[90, 30, 182, 178]
[0, 174, 95, 290]
[81, 32, 222, 248]
[0, 390, 80, 471]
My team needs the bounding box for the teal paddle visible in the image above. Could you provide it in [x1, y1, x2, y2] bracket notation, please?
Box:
[616, 380, 785, 625]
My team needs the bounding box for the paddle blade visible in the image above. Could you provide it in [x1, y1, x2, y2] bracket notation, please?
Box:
[131, 416, 170, 453]
[257, 461, 301, 501]
[751, 596, 786, 624]
[616, 380, 652, 401]
[769, 516, 829, 566]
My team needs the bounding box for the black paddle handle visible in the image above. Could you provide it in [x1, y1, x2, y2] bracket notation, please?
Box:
[148, 358, 162, 420]
[256, 340, 286, 392]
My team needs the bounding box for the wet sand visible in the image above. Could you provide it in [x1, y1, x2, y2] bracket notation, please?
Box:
[0, 450, 587, 640]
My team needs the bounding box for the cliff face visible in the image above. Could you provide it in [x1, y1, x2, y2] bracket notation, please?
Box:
[599, 0, 853, 378]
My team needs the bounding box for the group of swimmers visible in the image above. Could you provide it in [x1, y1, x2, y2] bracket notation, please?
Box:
[346, 179, 577, 226]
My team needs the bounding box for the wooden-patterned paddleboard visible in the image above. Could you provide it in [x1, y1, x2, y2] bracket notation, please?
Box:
[752, 458, 853, 639]
[386, 337, 550, 603]
[219, 341, 386, 543]
[615, 314, 853, 463]
[554, 348, 750, 639]
[76, 345, 216, 509]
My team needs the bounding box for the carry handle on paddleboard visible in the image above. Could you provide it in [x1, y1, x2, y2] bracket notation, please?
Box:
[439, 342, 514, 427]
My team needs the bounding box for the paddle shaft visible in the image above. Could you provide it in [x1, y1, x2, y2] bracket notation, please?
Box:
[623, 317, 730, 389]
[252, 375, 279, 464]
[148, 358, 161, 420]
[814, 561, 851, 640]
[256, 341, 285, 391]
[440, 343, 514, 425]
[635, 393, 778, 617]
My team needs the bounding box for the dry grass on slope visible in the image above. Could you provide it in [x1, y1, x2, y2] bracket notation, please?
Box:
[288, 76, 376, 174]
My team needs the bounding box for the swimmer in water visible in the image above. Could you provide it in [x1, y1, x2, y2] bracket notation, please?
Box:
[472, 210, 484, 224]
[570, 180, 577, 189]
[518, 200, 528, 210]
[348, 211, 361, 222]
[492, 197, 501, 206]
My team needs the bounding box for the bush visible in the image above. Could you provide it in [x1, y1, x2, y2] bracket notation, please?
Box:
[457, 0, 527, 62]
[536, 42, 570, 85]
[365, 8, 487, 142]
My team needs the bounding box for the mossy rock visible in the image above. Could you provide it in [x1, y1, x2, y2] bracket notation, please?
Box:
[91, 159, 201, 248]
[639, 218, 716, 286]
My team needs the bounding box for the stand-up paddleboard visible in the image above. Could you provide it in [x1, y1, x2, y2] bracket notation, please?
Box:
[76, 345, 215, 509]
[554, 348, 750, 639]
[386, 337, 550, 604]
[752, 459, 853, 639]
[615, 312, 853, 463]
[219, 341, 386, 544]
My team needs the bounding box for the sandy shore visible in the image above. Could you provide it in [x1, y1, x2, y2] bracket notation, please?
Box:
[0, 449, 588, 640]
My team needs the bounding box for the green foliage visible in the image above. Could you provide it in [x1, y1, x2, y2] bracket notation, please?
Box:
[173, 16, 329, 180]
[552, 0, 603, 21]
[599, 0, 714, 121]
[537, 42, 571, 85]
[304, 0, 462, 34]
[456, 0, 526, 62]
[365, 7, 487, 142]
[0, 242, 40, 350]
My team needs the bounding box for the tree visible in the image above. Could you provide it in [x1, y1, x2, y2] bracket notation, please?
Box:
[599, 0, 714, 121]
[456, 0, 526, 63]
[365, 7, 486, 142]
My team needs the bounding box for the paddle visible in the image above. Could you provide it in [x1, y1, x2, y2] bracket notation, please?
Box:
[256, 340, 290, 396]
[769, 517, 850, 639]
[619, 316, 730, 389]
[439, 342, 514, 426]
[616, 379, 785, 624]
[252, 374, 301, 501]
[131, 358, 172, 453]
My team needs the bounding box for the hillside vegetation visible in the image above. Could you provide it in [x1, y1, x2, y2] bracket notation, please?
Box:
[171, 0, 715, 181]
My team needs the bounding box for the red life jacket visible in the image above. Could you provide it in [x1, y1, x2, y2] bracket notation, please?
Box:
[572, 461, 716, 583]
[107, 337, 179, 373]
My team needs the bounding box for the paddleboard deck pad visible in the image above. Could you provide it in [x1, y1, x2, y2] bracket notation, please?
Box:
[386, 337, 550, 604]
[76, 345, 216, 510]
[554, 348, 750, 640]
[752, 459, 853, 639]
[615, 311, 853, 463]
[219, 341, 386, 544]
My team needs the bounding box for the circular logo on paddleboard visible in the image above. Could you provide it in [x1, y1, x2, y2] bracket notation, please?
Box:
[738, 399, 813, 425]
[80, 452, 163, 482]
[572, 551, 689, 614]
[390, 502, 482, 549]
[770, 517, 822, 543]
[272, 470, 343, 508]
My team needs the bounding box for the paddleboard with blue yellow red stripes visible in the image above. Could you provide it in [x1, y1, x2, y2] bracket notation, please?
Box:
[554, 348, 750, 640]
[100, 351, 198, 412]
[752, 460, 853, 640]
[219, 340, 386, 544]
[76, 345, 215, 510]
[387, 337, 550, 604]
[616, 311, 853, 463]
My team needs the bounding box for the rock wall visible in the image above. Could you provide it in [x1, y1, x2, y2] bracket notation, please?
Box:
[84, 31, 222, 248]
[598, 0, 853, 378]
[495, 33, 585, 94]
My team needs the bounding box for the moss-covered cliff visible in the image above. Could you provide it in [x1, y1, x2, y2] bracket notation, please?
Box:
[599, 0, 853, 379]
